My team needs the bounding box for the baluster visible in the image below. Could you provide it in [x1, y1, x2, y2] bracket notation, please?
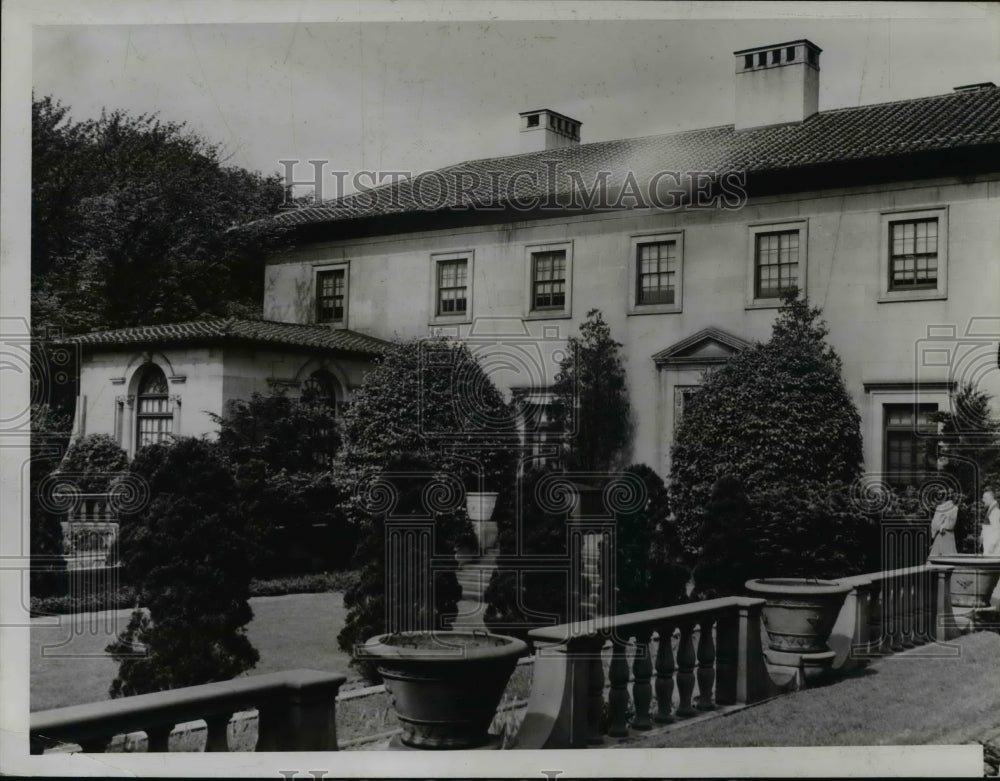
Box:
[696, 618, 716, 711]
[631, 627, 653, 730]
[868, 584, 884, 655]
[713, 612, 738, 705]
[607, 637, 630, 737]
[145, 725, 172, 752]
[675, 621, 697, 718]
[586, 643, 605, 745]
[888, 579, 904, 652]
[653, 623, 675, 724]
[918, 569, 933, 645]
[204, 714, 232, 752]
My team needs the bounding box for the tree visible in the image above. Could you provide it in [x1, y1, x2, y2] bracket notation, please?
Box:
[106, 438, 258, 697]
[552, 309, 631, 473]
[31, 95, 289, 336]
[212, 390, 350, 575]
[670, 292, 867, 580]
[691, 475, 757, 599]
[335, 337, 516, 674]
[932, 383, 1000, 551]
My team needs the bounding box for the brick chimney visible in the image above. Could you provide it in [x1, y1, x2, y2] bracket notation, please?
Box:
[734, 40, 821, 130]
[518, 109, 581, 153]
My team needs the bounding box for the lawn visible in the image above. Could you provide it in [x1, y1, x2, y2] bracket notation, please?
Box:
[30, 592, 351, 711]
[628, 631, 1000, 748]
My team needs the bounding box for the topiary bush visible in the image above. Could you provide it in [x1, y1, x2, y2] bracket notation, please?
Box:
[106, 437, 258, 697]
[670, 292, 868, 580]
[690, 475, 756, 599]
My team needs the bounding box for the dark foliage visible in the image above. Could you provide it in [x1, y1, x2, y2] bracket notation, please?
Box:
[107, 438, 258, 697]
[337, 454, 464, 681]
[690, 475, 757, 599]
[29, 404, 73, 597]
[670, 292, 868, 580]
[54, 433, 128, 494]
[31, 95, 289, 335]
[212, 390, 351, 575]
[552, 309, 631, 472]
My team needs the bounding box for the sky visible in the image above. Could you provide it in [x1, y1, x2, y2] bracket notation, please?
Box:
[29, 2, 1000, 198]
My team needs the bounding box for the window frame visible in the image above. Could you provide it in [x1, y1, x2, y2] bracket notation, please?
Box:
[627, 231, 684, 315]
[135, 365, 174, 450]
[524, 241, 573, 320]
[878, 207, 948, 303]
[429, 250, 474, 325]
[882, 402, 940, 491]
[745, 220, 808, 309]
[313, 261, 350, 327]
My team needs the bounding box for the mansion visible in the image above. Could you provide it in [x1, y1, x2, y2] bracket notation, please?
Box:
[68, 39, 1000, 489]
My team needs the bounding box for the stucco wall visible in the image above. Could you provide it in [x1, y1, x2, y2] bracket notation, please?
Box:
[263, 175, 1000, 477]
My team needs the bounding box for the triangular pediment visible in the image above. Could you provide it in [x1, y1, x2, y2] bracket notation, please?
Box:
[652, 327, 752, 367]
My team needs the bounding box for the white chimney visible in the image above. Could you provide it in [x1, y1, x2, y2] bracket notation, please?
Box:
[518, 109, 581, 153]
[734, 40, 821, 130]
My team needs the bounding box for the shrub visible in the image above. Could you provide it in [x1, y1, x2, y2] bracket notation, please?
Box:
[552, 309, 631, 472]
[614, 464, 688, 613]
[29, 403, 72, 597]
[690, 475, 756, 599]
[337, 454, 465, 681]
[106, 437, 258, 697]
[213, 390, 352, 575]
[670, 292, 867, 580]
[55, 433, 128, 493]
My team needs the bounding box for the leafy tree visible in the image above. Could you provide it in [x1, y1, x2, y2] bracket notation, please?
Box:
[29, 404, 73, 597]
[107, 438, 258, 697]
[932, 383, 1000, 551]
[552, 309, 631, 472]
[55, 433, 128, 493]
[670, 292, 867, 580]
[31, 95, 289, 336]
[212, 390, 350, 574]
[691, 476, 756, 599]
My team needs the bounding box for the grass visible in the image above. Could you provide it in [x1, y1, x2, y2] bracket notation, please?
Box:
[628, 631, 1000, 748]
[30, 592, 351, 711]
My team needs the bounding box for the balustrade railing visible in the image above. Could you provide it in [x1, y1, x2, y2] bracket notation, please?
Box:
[30, 669, 347, 754]
[516, 597, 771, 748]
[828, 564, 956, 672]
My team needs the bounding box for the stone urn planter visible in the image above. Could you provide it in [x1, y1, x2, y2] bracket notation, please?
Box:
[928, 554, 1000, 631]
[745, 578, 851, 654]
[361, 630, 527, 749]
[466, 491, 499, 550]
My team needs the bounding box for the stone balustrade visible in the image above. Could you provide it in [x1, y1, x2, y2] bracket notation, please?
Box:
[828, 563, 956, 672]
[30, 669, 347, 754]
[516, 597, 772, 748]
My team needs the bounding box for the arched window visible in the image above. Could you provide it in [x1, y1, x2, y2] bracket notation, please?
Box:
[301, 370, 338, 409]
[135, 364, 173, 448]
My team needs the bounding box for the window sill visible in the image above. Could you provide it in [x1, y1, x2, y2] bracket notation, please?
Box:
[877, 290, 947, 304]
[524, 310, 572, 321]
[627, 304, 682, 316]
[429, 314, 472, 326]
[744, 299, 787, 310]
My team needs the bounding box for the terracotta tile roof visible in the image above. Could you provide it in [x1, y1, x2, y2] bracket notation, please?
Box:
[271, 87, 1000, 228]
[64, 317, 388, 356]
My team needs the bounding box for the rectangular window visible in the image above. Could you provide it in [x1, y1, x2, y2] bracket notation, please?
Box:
[754, 230, 799, 299]
[436, 258, 468, 315]
[883, 403, 938, 489]
[316, 269, 346, 324]
[136, 396, 173, 448]
[532, 250, 567, 310]
[637, 241, 677, 306]
[889, 218, 938, 291]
